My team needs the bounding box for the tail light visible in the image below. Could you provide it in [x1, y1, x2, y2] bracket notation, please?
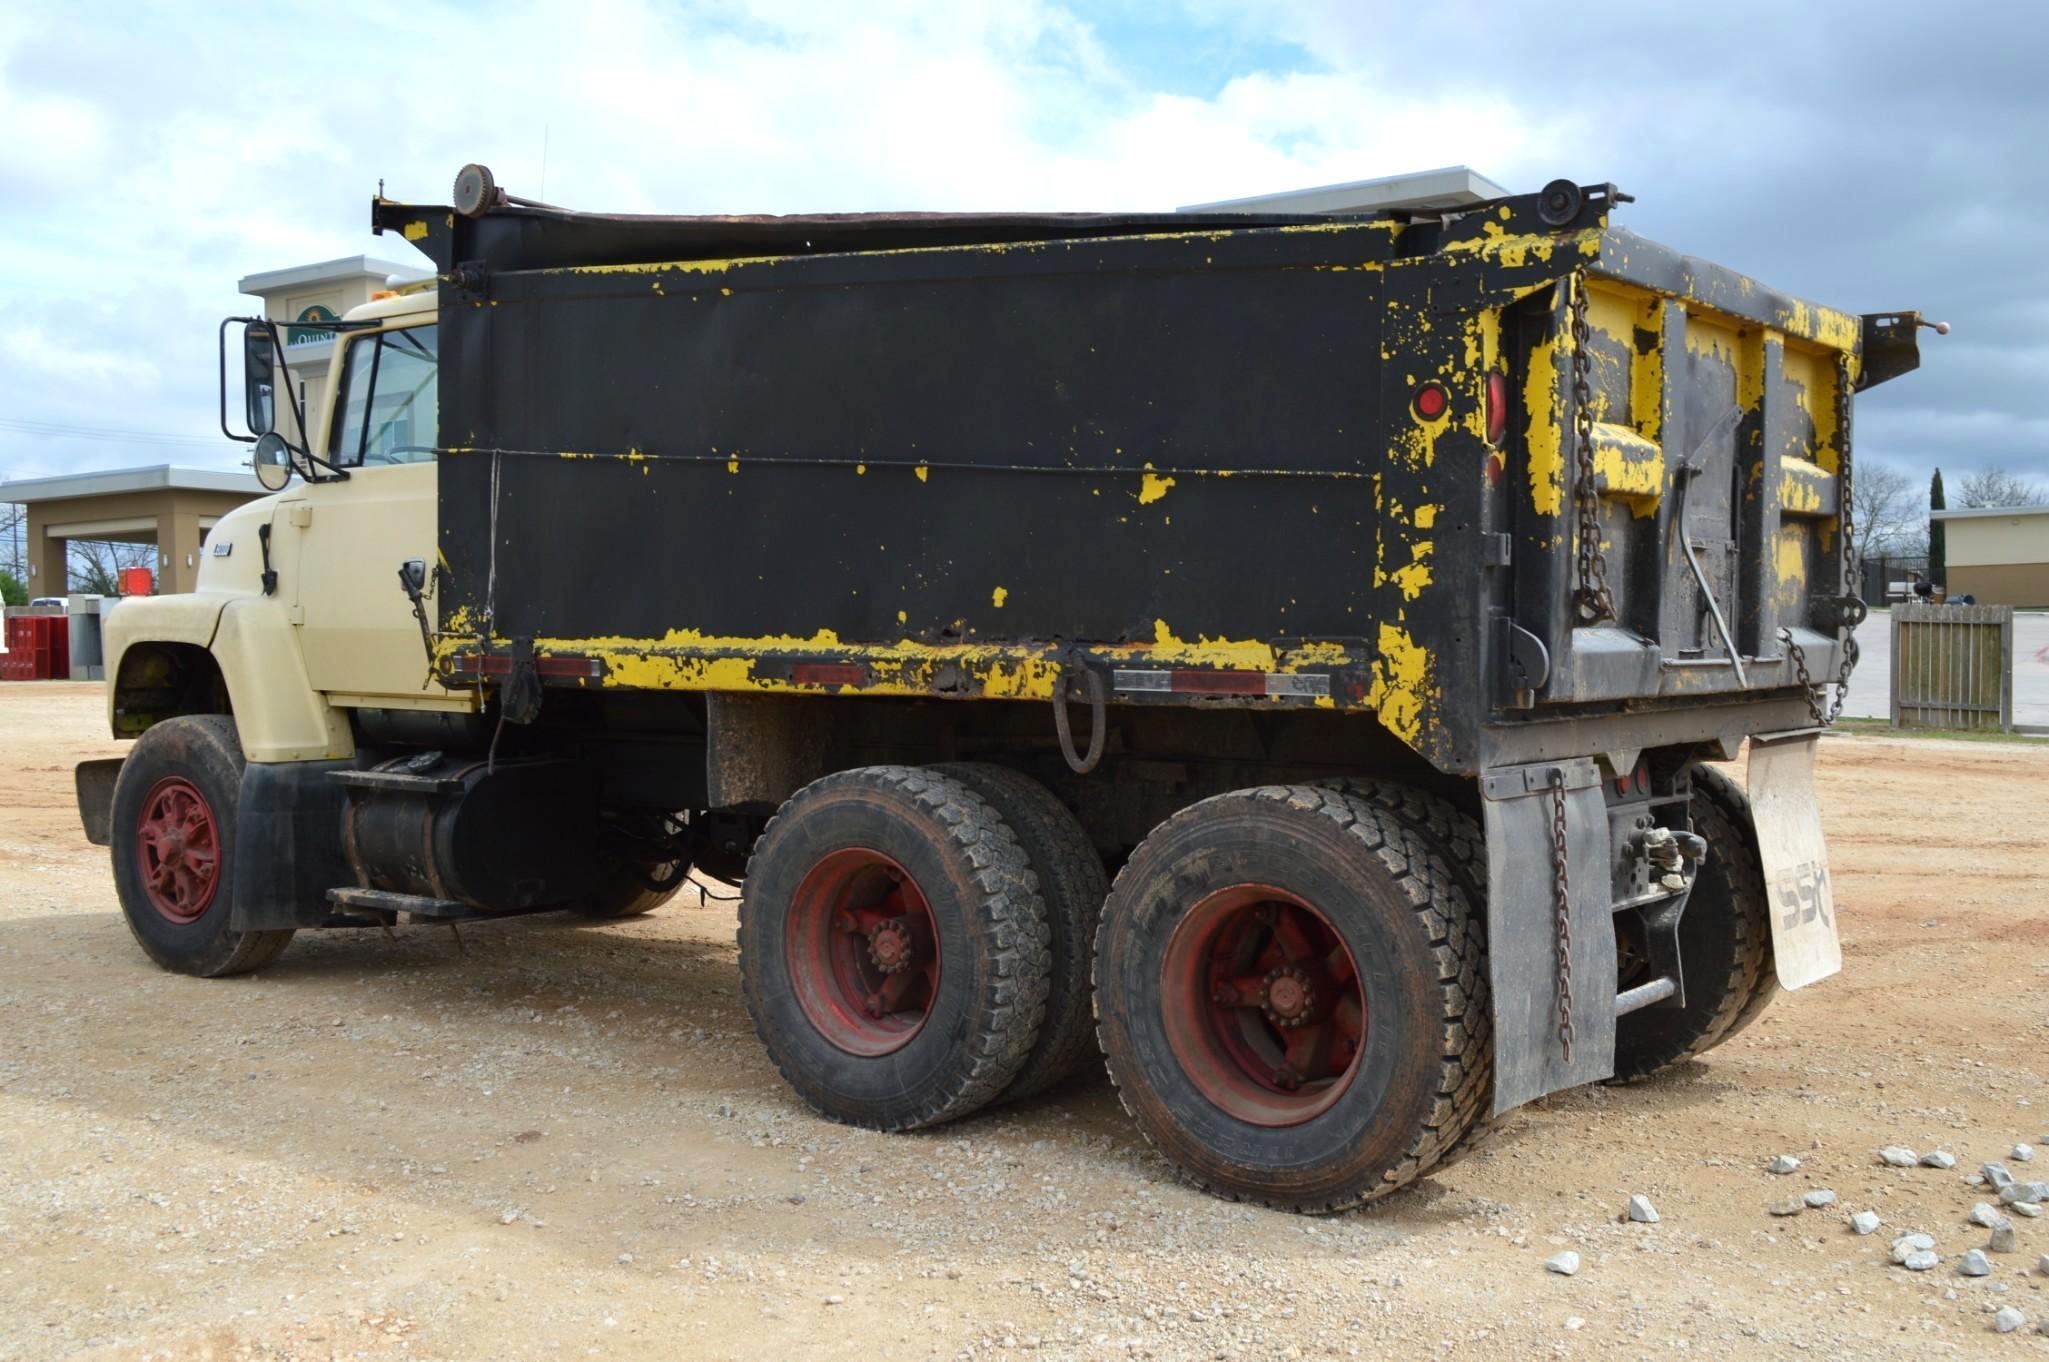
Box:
[1485, 370, 1508, 445]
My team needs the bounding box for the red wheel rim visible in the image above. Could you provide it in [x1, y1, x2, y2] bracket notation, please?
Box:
[135, 776, 223, 925]
[1159, 884, 1366, 1126]
[785, 849, 941, 1056]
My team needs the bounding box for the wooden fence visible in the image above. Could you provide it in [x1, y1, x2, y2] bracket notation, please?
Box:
[1890, 603, 2014, 732]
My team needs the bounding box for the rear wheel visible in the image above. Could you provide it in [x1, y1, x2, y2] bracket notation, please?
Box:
[1315, 777, 1495, 1166]
[110, 716, 293, 977]
[1094, 786, 1488, 1213]
[738, 766, 1051, 1130]
[935, 764, 1109, 1101]
[574, 815, 690, 920]
[1609, 763, 1775, 1082]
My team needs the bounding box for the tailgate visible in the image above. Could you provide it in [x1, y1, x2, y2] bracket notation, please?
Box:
[1499, 243, 1883, 709]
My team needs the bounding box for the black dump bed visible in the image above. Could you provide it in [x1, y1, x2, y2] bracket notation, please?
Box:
[375, 180, 1920, 775]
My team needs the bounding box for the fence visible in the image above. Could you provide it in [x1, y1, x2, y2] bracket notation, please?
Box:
[1889, 603, 2013, 732]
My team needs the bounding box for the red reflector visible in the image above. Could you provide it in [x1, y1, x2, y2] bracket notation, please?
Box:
[1168, 669, 1266, 696]
[1485, 371, 1508, 445]
[1412, 382, 1448, 420]
[791, 662, 868, 687]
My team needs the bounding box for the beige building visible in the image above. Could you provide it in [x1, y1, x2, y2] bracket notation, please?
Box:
[1934, 506, 2049, 606]
[5, 466, 264, 596]
[238, 255, 429, 448]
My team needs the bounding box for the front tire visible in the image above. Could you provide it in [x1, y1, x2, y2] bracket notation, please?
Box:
[1094, 786, 1488, 1213]
[110, 716, 293, 977]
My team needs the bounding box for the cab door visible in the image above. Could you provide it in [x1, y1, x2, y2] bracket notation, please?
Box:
[282, 322, 457, 704]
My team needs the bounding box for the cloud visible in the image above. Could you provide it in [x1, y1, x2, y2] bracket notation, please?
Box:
[0, 0, 2043, 492]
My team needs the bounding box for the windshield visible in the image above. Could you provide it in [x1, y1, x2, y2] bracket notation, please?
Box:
[331, 324, 438, 466]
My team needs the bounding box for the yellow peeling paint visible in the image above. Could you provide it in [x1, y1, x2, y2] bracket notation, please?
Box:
[991, 586, 1008, 608]
[1778, 458, 1830, 514]
[914, 464, 929, 483]
[896, 610, 907, 625]
[403, 220, 429, 241]
[856, 464, 867, 475]
[1772, 525, 1808, 608]
[1365, 623, 1431, 746]
[726, 459, 740, 474]
[1138, 467, 1176, 504]
[1523, 326, 1565, 516]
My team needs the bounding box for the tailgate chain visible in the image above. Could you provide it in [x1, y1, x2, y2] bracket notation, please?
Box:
[1569, 274, 1616, 623]
[1779, 364, 1863, 726]
[1545, 770, 1577, 1061]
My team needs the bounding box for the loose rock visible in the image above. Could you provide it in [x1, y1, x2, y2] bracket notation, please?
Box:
[1768, 1155, 1802, 1175]
[1959, 1249, 1991, 1277]
[1999, 1182, 2046, 1206]
[1878, 1146, 1918, 1168]
[1850, 1210, 1882, 1235]
[1993, 1306, 2025, 1334]
[2015, 1144, 2036, 1163]
[1545, 1251, 1581, 1277]
[1769, 1199, 1803, 1217]
[1891, 1234, 1936, 1264]
[1919, 1149, 1957, 1169]
[1991, 1223, 2018, 1253]
[1627, 1194, 1659, 1224]
[1984, 1162, 2016, 1190]
[1902, 1250, 1940, 1272]
[1970, 1203, 2008, 1229]
[1803, 1189, 1838, 1208]
[2012, 1201, 2043, 1218]
[2039, 1254, 2049, 1275]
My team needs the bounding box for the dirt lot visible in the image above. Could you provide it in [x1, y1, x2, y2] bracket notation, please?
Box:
[3, 681, 2047, 1361]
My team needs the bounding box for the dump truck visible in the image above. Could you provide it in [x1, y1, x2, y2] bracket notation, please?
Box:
[76, 167, 1932, 1212]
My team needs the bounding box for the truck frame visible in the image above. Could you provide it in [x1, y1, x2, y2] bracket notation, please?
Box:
[76, 167, 1926, 1210]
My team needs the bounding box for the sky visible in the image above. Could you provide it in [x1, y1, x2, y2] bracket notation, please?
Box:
[2, 0, 2045, 493]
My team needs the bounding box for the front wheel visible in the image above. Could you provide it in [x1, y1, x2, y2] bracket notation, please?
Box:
[110, 716, 293, 977]
[1094, 785, 1488, 1213]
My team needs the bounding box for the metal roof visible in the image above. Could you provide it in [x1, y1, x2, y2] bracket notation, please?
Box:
[1931, 506, 2049, 521]
[1179, 166, 1513, 215]
[0, 464, 262, 503]
[238, 254, 430, 296]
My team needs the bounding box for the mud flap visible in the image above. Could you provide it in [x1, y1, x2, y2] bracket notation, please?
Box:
[1482, 758, 1618, 1115]
[1745, 731, 1842, 990]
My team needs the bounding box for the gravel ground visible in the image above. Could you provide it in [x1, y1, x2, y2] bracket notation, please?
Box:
[3, 681, 2048, 1360]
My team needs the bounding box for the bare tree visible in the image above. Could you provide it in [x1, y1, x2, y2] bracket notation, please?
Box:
[66, 539, 156, 597]
[1851, 460, 1925, 557]
[1957, 464, 2047, 508]
[0, 499, 23, 582]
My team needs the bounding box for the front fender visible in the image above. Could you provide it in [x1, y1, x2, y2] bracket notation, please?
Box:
[103, 592, 233, 734]
[212, 597, 355, 762]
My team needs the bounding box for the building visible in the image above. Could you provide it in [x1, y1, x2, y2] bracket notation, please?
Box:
[1933, 506, 2049, 606]
[3, 465, 266, 596]
[237, 255, 429, 449]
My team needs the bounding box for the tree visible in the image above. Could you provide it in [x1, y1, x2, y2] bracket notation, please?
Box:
[0, 499, 22, 583]
[1928, 468, 1947, 585]
[66, 539, 155, 597]
[1957, 464, 2047, 508]
[0, 568, 24, 606]
[1851, 461, 1925, 558]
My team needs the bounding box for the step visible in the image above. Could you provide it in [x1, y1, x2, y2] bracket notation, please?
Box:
[326, 887, 469, 919]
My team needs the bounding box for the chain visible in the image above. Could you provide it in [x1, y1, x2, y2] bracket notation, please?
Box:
[1545, 771, 1576, 1062]
[1779, 364, 1863, 727]
[1568, 274, 1615, 622]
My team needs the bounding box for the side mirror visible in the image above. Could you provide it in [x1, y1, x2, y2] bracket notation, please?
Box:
[242, 322, 276, 435]
[251, 431, 294, 492]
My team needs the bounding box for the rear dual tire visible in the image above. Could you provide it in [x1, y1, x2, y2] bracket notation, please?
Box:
[737, 766, 1053, 1131]
[1093, 785, 1489, 1213]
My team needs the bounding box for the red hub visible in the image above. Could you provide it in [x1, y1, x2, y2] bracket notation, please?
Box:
[785, 849, 941, 1056]
[135, 777, 223, 925]
[1160, 885, 1366, 1125]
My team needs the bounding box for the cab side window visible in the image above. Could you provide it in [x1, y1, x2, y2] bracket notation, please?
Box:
[332, 325, 438, 466]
